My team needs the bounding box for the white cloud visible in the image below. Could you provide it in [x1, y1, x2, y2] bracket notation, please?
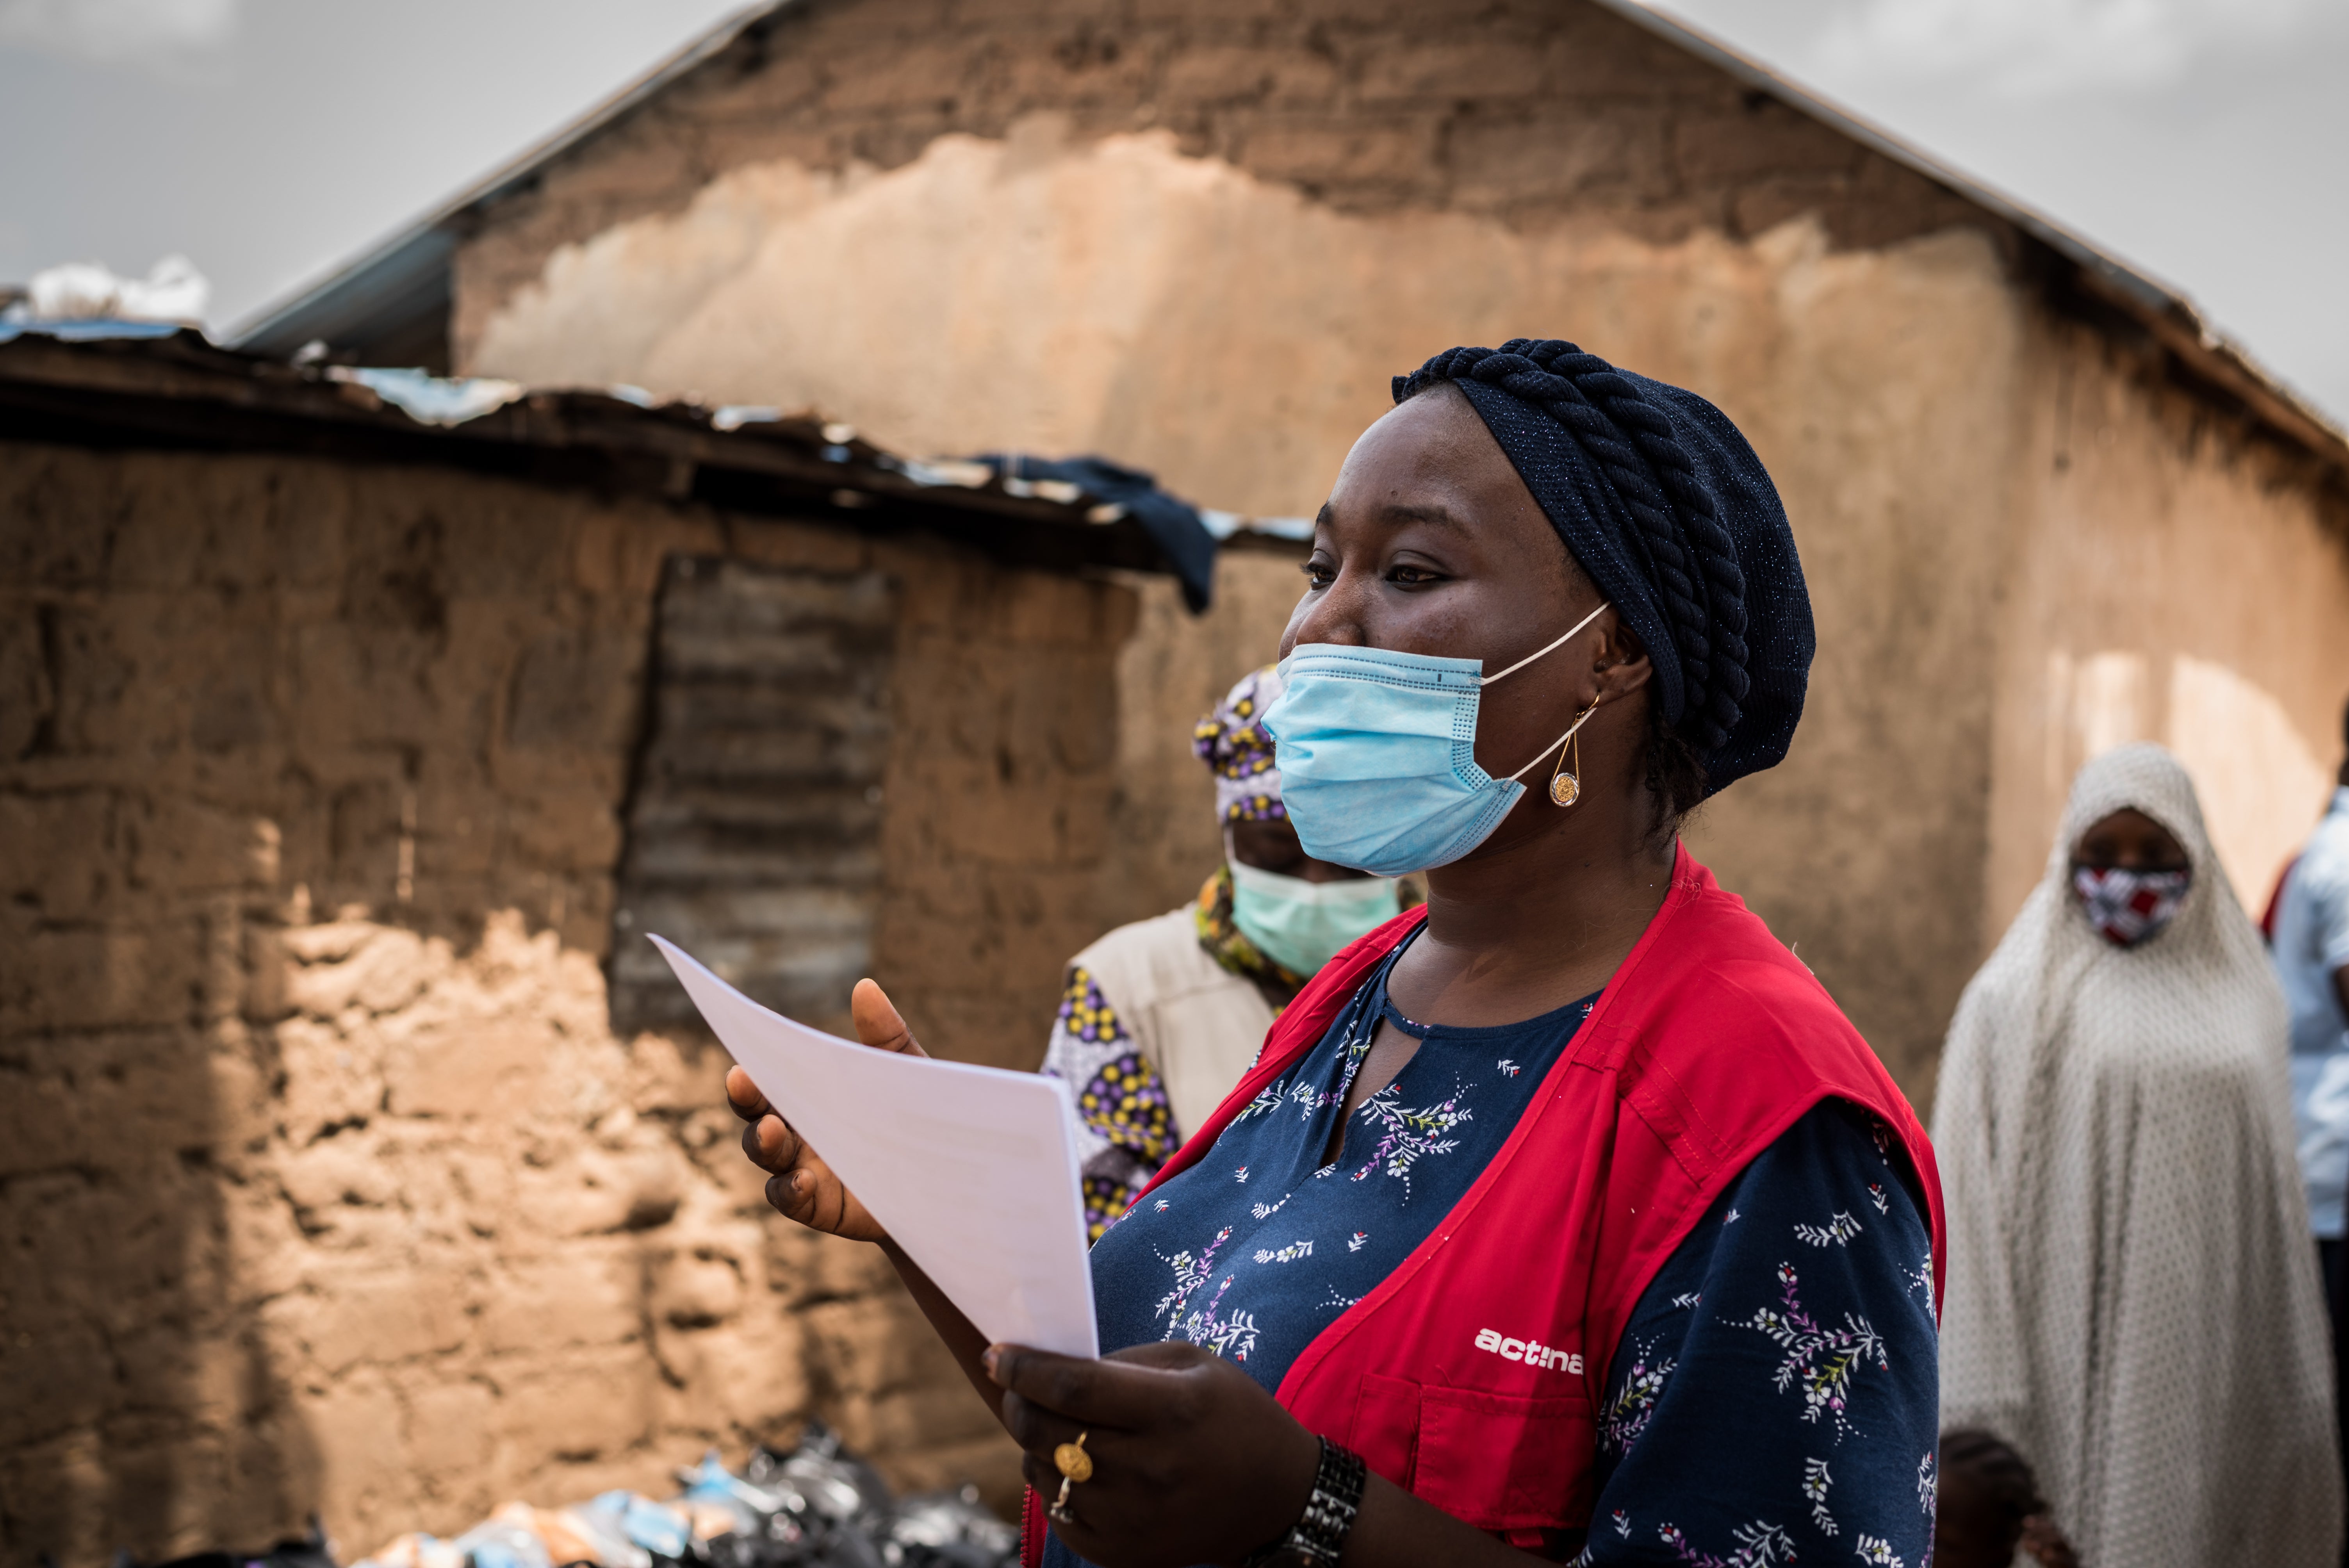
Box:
[1813, 0, 2318, 95]
[0, 0, 239, 63]
[16, 254, 209, 323]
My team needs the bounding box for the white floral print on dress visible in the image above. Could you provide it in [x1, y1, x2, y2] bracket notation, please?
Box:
[1343, 1080, 1473, 1200]
[1794, 1212, 1863, 1247]
[1801, 1458, 1836, 1536]
[1599, 1335, 1677, 1455]
[1735, 1262, 1888, 1441]
[1172, 1271, 1260, 1361]
[1151, 1227, 1231, 1327]
[1657, 1518, 1797, 1566]
[1234, 1083, 1285, 1123]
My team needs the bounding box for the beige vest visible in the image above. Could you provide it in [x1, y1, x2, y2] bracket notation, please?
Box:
[1071, 907, 1278, 1141]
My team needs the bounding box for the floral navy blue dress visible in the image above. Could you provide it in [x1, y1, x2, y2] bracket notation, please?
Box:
[1045, 939, 1938, 1568]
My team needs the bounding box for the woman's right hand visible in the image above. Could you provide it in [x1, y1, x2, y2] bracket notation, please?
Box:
[725, 977, 929, 1243]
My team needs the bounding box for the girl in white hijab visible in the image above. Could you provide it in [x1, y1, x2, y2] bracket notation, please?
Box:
[1937, 741, 2341, 1566]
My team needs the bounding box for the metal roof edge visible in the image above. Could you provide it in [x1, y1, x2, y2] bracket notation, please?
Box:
[0, 330, 1192, 582]
[1589, 0, 2349, 470]
[228, 0, 795, 353]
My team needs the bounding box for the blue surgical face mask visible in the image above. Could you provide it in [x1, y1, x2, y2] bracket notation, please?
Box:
[1227, 857, 1402, 977]
[1258, 602, 1611, 877]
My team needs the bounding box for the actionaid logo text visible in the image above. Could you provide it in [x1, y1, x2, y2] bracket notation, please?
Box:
[1474, 1327, 1583, 1374]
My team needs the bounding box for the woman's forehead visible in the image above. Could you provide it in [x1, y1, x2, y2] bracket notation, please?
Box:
[2075, 805, 2189, 853]
[1324, 394, 1542, 536]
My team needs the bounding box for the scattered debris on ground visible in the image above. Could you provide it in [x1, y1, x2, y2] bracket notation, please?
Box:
[113, 1426, 1019, 1568]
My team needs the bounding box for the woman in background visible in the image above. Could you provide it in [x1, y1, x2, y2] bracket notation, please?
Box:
[1936, 742, 2341, 1567]
[1041, 666, 1403, 1238]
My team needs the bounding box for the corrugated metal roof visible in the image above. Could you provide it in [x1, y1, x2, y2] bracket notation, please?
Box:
[3, 328, 1308, 578]
[227, 0, 2346, 474]
[0, 327, 1188, 578]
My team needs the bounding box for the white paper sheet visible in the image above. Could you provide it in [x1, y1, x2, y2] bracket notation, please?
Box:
[648, 935, 1099, 1358]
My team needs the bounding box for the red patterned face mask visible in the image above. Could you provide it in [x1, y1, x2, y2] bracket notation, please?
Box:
[2071, 864, 2191, 947]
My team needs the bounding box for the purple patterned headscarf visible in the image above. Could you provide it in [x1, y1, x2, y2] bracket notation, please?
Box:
[1194, 664, 1285, 823]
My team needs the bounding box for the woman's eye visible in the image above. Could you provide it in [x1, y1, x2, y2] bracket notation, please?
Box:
[1301, 562, 1335, 589]
[1387, 565, 1442, 587]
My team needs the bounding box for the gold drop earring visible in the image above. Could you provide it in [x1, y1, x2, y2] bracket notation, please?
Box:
[1549, 699, 1604, 807]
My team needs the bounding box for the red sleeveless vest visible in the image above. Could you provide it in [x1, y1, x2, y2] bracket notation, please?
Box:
[1022, 847, 1942, 1559]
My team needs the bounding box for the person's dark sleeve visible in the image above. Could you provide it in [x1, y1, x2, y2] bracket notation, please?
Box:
[1574, 1101, 1939, 1566]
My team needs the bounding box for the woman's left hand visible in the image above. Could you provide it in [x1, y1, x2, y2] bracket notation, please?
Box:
[987, 1340, 1322, 1568]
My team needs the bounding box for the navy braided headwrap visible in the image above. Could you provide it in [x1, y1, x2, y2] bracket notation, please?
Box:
[1394, 339, 1813, 796]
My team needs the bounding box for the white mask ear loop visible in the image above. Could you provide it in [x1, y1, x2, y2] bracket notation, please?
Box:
[1505, 698, 1603, 784]
[1475, 600, 1615, 781]
[1479, 600, 1611, 686]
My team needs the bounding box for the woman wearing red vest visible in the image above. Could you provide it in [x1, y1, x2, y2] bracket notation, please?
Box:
[729, 342, 1944, 1566]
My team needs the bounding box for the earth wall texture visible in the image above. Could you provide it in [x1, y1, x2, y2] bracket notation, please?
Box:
[0, 441, 1136, 1563]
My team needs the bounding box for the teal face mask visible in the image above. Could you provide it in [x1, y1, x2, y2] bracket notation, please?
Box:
[1259, 602, 1610, 876]
[1227, 858, 1402, 978]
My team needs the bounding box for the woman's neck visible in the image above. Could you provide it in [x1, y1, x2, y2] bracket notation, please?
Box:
[1387, 793, 1677, 1028]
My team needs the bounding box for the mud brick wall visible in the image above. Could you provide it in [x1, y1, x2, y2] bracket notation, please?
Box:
[0, 438, 1136, 1565]
[450, 0, 1990, 368]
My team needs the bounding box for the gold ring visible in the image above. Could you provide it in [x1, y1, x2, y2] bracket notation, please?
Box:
[1053, 1431, 1093, 1484]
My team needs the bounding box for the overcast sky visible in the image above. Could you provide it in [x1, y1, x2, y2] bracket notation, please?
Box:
[1648, 0, 2349, 425]
[2, 0, 2343, 422]
[0, 0, 743, 321]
